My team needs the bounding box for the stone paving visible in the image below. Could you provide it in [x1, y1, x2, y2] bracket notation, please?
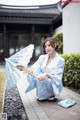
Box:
[17, 78, 80, 120]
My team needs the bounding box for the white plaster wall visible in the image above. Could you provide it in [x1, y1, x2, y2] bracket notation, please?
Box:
[63, 3, 80, 53]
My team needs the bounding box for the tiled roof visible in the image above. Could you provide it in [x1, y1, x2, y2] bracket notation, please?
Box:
[0, 2, 62, 24]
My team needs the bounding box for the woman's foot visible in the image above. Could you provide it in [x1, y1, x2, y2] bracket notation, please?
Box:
[37, 96, 57, 102]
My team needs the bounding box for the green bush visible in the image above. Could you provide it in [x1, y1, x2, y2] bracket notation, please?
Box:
[52, 33, 63, 54]
[61, 53, 80, 91]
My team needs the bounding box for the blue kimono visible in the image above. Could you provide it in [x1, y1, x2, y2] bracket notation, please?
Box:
[25, 53, 65, 100]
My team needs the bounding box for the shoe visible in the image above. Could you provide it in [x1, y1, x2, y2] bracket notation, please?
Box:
[48, 97, 57, 102]
[37, 98, 48, 102]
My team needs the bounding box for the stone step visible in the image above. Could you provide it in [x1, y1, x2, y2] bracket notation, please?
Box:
[17, 75, 49, 120]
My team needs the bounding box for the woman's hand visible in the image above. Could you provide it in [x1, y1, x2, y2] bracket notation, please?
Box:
[37, 73, 47, 81]
[16, 65, 33, 76]
[16, 65, 24, 71]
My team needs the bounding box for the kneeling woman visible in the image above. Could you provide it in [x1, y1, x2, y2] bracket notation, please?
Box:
[18, 37, 65, 101]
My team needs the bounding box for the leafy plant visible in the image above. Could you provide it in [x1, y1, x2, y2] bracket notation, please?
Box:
[61, 53, 80, 92]
[52, 33, 63, 54]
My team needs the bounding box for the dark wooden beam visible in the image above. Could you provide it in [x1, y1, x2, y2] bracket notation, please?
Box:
[3, 24, 9, 59]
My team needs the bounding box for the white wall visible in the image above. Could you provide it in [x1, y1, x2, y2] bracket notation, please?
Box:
[63, 3, 80, 53]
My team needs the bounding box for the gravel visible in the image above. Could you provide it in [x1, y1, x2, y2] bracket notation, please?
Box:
[3, 87, 28, 120]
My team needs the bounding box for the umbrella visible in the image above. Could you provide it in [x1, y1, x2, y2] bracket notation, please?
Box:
[5, 44, 34, 89]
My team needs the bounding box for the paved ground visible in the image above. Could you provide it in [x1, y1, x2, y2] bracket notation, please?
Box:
[0, 64, 80, 120]
[0, 63, 5, 72]
[17, 78, 80, 120]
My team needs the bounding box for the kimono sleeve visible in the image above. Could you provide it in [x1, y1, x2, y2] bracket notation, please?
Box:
[48, 58, 65, 96]
[29, 55, 44, 76]
[25, 55, 44, 93]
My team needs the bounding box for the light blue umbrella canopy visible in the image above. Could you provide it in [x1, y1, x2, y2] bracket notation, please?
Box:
[5, 44, 34, 89]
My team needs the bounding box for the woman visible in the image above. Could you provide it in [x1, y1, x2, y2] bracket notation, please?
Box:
[18, 37, 65, 101]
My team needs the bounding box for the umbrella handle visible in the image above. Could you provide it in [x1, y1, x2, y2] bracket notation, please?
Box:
[16, 65, 37, 78]
[12, 64, 46, 81]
